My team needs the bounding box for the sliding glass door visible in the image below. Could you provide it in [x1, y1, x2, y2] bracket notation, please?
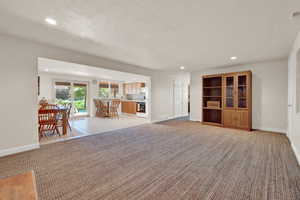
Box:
[54, 81, 88, 116]
[73, 83, 88, 114]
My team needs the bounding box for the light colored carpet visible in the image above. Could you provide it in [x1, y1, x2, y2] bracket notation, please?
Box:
[0, 119, 299, 200]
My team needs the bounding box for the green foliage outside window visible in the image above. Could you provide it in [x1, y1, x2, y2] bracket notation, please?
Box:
[55, 86, 87, 112]
[99, 88, 110, 98]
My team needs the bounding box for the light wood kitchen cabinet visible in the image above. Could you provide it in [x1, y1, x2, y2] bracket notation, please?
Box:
[121, 101, 136, 114]
[123, 82, 145, 95]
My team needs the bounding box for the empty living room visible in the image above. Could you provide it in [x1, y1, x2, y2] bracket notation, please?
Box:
[1, 1, 300, 200]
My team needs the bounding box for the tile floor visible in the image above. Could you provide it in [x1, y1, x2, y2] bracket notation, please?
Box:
[39, 115, 150, 145]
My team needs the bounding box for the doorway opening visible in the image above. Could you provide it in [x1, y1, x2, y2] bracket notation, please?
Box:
[37, 57, 151, 145]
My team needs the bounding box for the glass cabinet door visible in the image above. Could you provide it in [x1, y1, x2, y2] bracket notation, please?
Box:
[237, 74, 248, 109]
[223, 75, 235, 109]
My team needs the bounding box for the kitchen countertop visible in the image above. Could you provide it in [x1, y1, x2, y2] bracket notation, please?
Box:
[122, 99, 147, 102]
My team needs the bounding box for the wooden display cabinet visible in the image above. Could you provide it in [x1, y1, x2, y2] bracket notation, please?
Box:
[202, 71, 252, 131]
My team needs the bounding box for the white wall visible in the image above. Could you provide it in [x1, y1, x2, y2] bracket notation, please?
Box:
[288, 31, 300, 163]
[0, 33, 189, 156]
[190, 59, 288, 133]
[150, 71, 190, 122]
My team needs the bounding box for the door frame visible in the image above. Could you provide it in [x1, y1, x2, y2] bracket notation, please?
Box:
[287, 58, 294, 138]
[223, 73, 236, 110]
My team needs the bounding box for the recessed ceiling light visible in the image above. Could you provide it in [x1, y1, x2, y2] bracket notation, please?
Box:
[45, 18, 57, 25]
[230, 56, 237, 60]
[180, 66, 185, 70]
[45, 68, 49, 72]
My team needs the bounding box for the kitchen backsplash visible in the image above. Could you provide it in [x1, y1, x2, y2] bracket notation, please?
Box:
[126, 93, 145, 100]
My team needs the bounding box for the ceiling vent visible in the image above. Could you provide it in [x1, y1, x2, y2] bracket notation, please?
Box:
[291, 11, 300, 19]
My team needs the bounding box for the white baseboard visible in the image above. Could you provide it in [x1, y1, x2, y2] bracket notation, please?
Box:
[291, 142, 300, 165]
[0, 144, 40, 158]
[173, 113, 189, 118]
[151, 117, 176, 123]
[254, 127, 286, 134]
[151, 114, 189, 124]
[189, 118, 201, 122]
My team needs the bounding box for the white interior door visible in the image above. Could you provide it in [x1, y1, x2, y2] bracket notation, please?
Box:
[173, 80, 188, 117]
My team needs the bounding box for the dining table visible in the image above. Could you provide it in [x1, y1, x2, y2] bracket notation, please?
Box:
[103, 99, 112, 116]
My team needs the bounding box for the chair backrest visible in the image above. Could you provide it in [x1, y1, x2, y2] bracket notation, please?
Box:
[40, 104, 59, 110]
[111, 99, 121, 108]
[65, 103, 72, 118]
[94, 99, 100, 108]
[99, 100, 107, 108]
[38, 109, 59, 124]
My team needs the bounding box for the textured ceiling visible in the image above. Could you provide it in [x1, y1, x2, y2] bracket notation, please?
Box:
[0, 0, 300, 71]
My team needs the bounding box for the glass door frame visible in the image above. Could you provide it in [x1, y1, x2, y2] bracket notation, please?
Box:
[52, 79, 90, 117]
[223, 73, 236, 110]
[236, 73, 249, 110]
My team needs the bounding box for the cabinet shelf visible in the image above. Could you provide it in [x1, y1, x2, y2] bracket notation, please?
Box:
[203, 107, 222, 110]
[203, 86, 221, 89]
[203, 96, 222, 98]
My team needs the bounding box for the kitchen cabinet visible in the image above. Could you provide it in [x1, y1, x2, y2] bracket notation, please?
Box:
[123, 82, 145, 95]
[121, 101, 136, 114]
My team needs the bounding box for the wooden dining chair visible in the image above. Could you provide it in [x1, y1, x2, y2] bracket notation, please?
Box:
[56, 103, 72, 131]
[109, 99, 121, 119]
[40, 104, 59, 110]
[38, 109, 60, 140]
[93, 99, 102, 117]
[65, 103, 72, 130]
[99, 100, 109, 117]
